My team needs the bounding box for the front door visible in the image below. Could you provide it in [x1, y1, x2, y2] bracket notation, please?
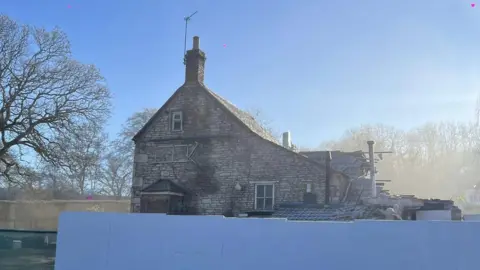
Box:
[141, 196, 169, 213]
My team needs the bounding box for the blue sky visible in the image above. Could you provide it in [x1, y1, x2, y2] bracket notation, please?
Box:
[2, 0, 480, 148]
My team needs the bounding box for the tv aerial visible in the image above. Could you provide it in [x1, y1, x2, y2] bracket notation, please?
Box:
[183, 11, 198, 65]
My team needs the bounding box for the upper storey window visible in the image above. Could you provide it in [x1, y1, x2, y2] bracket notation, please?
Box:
[171, 111, 183, 131]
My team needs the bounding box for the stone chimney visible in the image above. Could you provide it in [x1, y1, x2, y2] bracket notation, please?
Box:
[282, 131, 292, 149]
[185, 36, 206, 84]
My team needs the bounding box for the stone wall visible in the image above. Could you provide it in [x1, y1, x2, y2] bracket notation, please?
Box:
[131, 83, 329, 215]
[0, 200, 130, 230]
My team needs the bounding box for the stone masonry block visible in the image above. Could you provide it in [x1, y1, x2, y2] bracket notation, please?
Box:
[133, 177, 143, 186]
[134, 154, 148, 163]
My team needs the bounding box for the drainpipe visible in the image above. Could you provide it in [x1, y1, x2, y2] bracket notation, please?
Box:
[367, 140, 376, 198]
[325, 151, 332, 205]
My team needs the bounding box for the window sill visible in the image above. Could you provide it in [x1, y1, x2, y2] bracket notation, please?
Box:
[244, 210, 275, 217]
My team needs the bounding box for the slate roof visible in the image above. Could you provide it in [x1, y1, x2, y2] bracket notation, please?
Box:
[201, 88, 358, 177]
[132, 82, 344, 177]
[141, 179, 187, 194]
[133, 85, 280, 145]
[271, 204, 386, 221]
[204, 88, 279, 144]
[134, 86, 348, 177]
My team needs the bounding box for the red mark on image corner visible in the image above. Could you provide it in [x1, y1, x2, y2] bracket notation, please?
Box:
[472, 3, 476, 8]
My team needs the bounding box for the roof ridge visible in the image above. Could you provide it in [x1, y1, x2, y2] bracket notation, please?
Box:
[202, 87, 279, 144]
[200, 86, 344, 174]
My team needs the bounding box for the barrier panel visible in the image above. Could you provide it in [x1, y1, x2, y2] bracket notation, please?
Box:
[55, 212, 480, 270]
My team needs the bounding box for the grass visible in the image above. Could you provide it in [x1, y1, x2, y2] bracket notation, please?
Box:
[0, 248, 55, 270]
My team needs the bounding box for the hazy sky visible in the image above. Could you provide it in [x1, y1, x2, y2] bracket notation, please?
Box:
[2, 0, 480, 148]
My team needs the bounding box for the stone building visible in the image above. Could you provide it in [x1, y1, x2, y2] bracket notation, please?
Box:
[300, 150, 374, 200]
[130, 36, 349, 216]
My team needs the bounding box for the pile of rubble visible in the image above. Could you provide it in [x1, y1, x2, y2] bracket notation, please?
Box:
[250, 192, 461, 221]
[270, 204, 387, 221]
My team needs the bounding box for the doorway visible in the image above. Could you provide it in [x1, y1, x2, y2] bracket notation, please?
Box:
[140, 196, 169, 213]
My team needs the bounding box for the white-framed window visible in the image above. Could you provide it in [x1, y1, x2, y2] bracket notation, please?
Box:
[255, 184, 274, 210]
[171, 111, 183, 131]
[306, 183, 312, 193]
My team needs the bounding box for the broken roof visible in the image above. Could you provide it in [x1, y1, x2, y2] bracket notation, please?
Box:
[300, 151, 369, 180]
[300, 151, 368, 169]
[271, 204, 386, 221]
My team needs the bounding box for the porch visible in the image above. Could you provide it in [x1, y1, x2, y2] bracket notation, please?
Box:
[140, 179, 189, 214]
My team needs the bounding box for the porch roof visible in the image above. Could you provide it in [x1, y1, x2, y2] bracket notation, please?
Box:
[141, 179, 187, 194]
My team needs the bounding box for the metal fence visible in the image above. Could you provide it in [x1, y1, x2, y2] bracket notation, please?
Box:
[0, 229, 57, 270]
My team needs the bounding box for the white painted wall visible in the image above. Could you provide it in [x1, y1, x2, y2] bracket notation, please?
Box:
[55, 213, 480, 270]
[416, 210, 452, 220]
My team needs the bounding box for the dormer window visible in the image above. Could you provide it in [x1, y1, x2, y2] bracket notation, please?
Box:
[171, 111, 183, 131]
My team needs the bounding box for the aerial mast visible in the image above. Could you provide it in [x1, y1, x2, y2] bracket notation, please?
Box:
[183, 11, 198, 65]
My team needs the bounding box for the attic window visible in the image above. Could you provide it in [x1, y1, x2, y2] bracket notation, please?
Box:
[171, 111, 183, 131]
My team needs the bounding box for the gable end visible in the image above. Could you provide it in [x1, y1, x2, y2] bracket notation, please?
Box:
[132, 85, 187, 142]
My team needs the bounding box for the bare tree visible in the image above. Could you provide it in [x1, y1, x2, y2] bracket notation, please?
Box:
[94, 108, 156, 196]
[475, 94, 480, 127]
[39, 162, 79, 199]
[97, 149, 131, 198]
[54, 123, 107, 194]
[245, 108, 279, 141]
[0, 15, 111, 182]
[119, 108, 157, 140]
[321, 122, 480, 200]
[116, 108, 157, 155]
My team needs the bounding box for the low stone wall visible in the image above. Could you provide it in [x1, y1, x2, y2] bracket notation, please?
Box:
[0, 200, 130, 230]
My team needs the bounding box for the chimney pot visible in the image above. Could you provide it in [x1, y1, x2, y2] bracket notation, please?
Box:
[282, 131, 292, 149]
[193, 36, 200, 50]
